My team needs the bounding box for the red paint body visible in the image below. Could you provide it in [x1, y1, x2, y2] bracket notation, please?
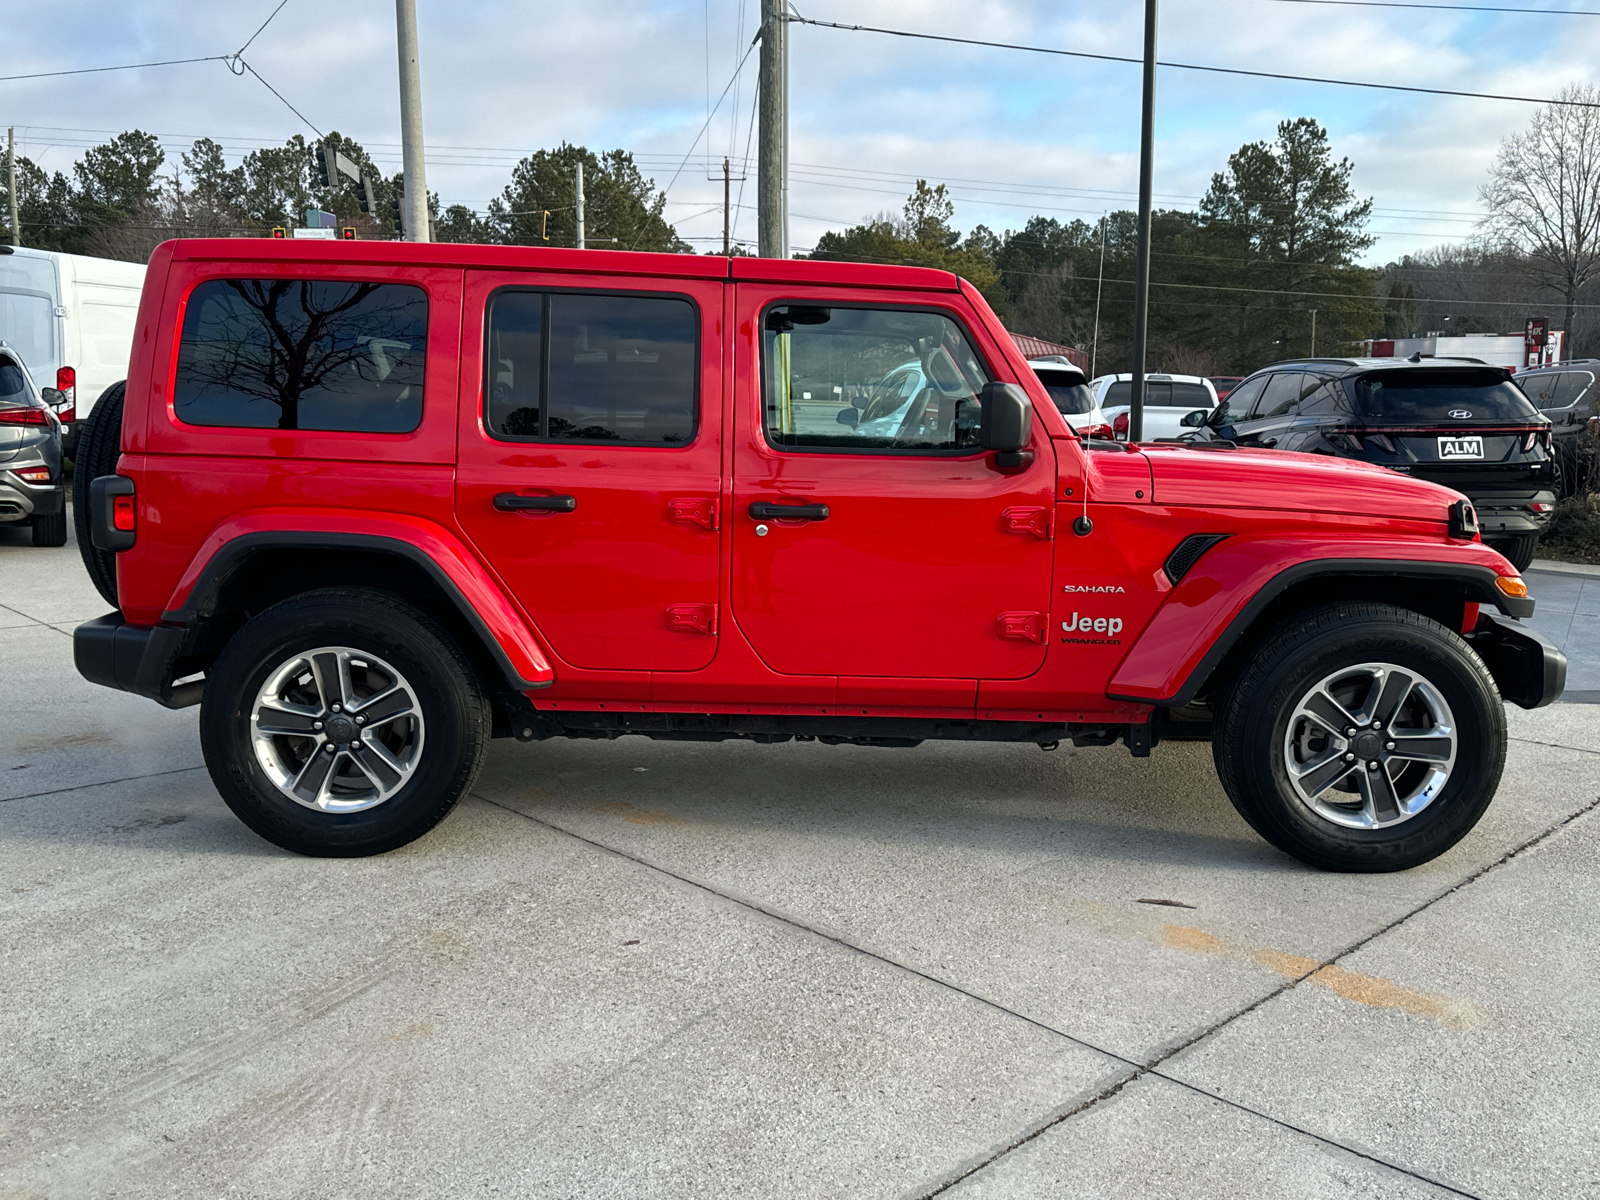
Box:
[107, 240, 1522, 725]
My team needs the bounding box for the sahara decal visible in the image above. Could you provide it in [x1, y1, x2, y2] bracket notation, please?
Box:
[1063, 584, 1126, 594]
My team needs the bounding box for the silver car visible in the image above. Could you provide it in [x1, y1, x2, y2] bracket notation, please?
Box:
[0, 343, 67, 547]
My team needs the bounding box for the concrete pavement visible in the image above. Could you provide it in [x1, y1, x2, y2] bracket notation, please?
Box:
[2, 520, 1597, 1198]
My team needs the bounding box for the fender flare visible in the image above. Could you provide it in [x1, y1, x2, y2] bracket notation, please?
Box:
[162, 519, 554, 691]
[1108, 552, 1533, 708]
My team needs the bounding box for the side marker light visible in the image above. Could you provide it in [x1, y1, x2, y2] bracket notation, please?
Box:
[1494, 576, 1528, 599]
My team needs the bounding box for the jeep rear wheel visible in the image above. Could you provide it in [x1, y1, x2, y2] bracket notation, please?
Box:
[1214, 602, 1505, 872]
[200, 587, 489, 856]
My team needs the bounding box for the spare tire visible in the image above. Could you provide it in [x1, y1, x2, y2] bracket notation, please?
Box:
[73, 381, 125, 608]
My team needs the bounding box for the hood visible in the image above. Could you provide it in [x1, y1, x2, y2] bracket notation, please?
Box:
[1143, 445, 1461, 524]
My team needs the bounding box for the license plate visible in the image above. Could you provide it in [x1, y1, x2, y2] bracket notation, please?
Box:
[1438, 435, 1483, 460]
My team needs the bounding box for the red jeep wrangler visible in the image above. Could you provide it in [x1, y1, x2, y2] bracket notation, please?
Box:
[71, 241, 1565, 871]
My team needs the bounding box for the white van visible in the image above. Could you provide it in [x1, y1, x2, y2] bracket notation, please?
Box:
[0, 246, 146, 453]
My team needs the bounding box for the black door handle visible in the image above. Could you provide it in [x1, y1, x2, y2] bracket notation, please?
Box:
[749, 501, 829, 521]
[494, 493, 576, 512]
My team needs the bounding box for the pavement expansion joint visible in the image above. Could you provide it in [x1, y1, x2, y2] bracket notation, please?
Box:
[476, 792, 1524, 1200]
[0, 764, 206, 805]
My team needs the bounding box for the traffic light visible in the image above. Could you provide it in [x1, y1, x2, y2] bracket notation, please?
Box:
[270, 226, 287, 239]
[341, 227, 356, 240]
[315, 143, 335, 190]
[387, 195, 403, 237]
[540, 211, 550, 241]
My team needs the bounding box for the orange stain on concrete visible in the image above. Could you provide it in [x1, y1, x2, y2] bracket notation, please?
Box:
[1159, 924, 1481, 1030]
[591, 799, 689, 826]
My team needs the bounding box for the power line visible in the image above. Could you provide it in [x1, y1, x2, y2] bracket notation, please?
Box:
[232, 0, 292, 58]
[235, 60, 321, 138]
[786, 13, 1600, 108]
[0, 56, 227, 84]
[1266, 0, 1600, 13]
[661, 38, 759, 197]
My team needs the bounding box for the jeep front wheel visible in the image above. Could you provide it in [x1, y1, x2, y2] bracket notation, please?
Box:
[200, 587, 490, 856]
[1214, 602, 1505, 872]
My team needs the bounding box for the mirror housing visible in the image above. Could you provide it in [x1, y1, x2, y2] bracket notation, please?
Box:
[41, 387, 65, 406]
[1180, 408, 1208, 428]
[835, 407, 859, 427]
[979, 382, 1033, 453]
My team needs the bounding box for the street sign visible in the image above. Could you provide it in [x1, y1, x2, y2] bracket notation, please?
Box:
[291, 227, 337, 240]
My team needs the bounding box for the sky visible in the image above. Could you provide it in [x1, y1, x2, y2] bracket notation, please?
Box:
[3, 0, 1597, 266]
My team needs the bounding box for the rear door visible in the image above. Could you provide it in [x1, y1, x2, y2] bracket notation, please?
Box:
[454, 271, 725, 673]
[1233, 372, 1306, 447]
[728, 284, 1056, 683]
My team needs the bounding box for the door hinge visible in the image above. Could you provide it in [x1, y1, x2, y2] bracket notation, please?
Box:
[996, 611, 1046, 643]
[666, 603, 717, 635]
[667, 497, 719, 530]
[1002, 506, 1053, 540]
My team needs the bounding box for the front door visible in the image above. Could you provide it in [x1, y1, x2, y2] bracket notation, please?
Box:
[729, 285, 1056, 680]
[455, 271, 724, 672]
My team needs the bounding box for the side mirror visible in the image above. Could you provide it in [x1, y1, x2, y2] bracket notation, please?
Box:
[979, 382, 1033, 453]
[1180, 408, 1208, 428]
[836, 407, 859, 428]
[41, 387, 65, 406]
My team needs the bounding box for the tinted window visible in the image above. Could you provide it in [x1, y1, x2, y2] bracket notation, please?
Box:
[1254, 372, 1306, 419]
[486, 292, 698, 444]
[1170, 382, 1213, 409]
[175, 279, 427, 432]
[1034, 369, 1095, 415]
[762, 305, 991, 453]
[0, 358, 31, 401]
[1518, 373, 1560, 408]
[1297, 377, 1350, 417]
[1215, 375, 1266, 425]
[1354, 369, 1540, 423]
[1552, 372, 1593, 409]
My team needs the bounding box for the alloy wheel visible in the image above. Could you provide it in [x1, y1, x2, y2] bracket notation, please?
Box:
[249, 646, 424, 813]
[1282, 661, 1457, 830]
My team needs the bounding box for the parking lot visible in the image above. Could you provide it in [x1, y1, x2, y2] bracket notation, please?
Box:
[2, 521, 1597, 1200]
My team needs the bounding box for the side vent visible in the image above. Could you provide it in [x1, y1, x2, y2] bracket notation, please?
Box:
[1164, 534, 1230, 585]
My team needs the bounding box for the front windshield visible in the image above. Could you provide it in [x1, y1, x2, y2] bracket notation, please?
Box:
[1354, 369, 1540, 423]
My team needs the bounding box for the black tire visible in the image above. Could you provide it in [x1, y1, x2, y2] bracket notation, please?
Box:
[72, 381, 125, 606]
[1487, 533, 1538, 573]
[31, 509, 68, 547]
[200, 587, 490, 857]
[1213, 602, 1505, 872]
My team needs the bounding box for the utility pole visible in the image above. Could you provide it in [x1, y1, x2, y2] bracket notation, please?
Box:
[1091, 214, 1106, 379]
[575, 161, 586, 249]
[7, 128, 17, 247]
[1128, 0, 1158, 443]
[1309, 309, 1318, 357]
[395, 0, 430, 242]
[757, 0, 787, 259]
[722, 157, 731, 256]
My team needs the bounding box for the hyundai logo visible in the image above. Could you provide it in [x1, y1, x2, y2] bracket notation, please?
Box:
[1449, 409, 1473, 419]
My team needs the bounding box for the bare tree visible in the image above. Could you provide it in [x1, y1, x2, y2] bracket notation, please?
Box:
[1480, 83, 1600, 346]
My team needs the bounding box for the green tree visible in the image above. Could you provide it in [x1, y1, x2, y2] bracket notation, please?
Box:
[73, 130, 165, 229]
[1197, 117, 1379, 365]
[810, 181, 1005, 311]
[487, 144, 687, 251]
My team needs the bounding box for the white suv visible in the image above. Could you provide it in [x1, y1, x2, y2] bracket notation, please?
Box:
[1091, 372, 1218, 440]
[1028, 357, 1113, 438]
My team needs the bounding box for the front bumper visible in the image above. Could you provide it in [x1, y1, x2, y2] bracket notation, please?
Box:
[74, 612, 203, 709]
[0, 476, 65, 522]
[1467, 610, 1566, 709]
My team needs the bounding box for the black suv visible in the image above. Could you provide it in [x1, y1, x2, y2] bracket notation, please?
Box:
[1513, 361, 1599, 498]
[1205, 357, 1556, 570]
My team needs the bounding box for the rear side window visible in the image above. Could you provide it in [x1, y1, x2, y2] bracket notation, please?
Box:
[486, 291, 698, 445]
[0, 290, 55, 368]
[1034, 369, 1095, 415]
[174, 279, 427, 432]
[1254, 372, 1306, 419]
[1552, 372, 1593, 409]
[0, 357, 31, 401]
[1354, 369, 1540, 423]
[761, 305, 992, 453]
[1102, 380, 1210, 409]
[1169, 382, 1213, 408]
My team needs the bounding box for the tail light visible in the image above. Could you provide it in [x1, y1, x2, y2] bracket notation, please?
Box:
[1523, 429, 1552, 452]
[13, 466, 51, 484]
[1367, 433, 1396, 454]
[0, 407, 49, 426]
[1329, 430, 1364, 452]
[89, 475, 137, 551]
[1529, 501, 1555, 514]
[1079, 422, 1114, 439]
[1112, 412, 1129, 438]
[56, 366, 76, 408]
